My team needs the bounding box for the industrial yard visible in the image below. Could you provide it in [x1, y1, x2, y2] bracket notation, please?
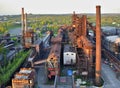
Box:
[0, 5, 120, 88]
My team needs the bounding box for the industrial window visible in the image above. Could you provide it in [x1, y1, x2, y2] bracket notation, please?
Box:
[66, 53, 69, 55]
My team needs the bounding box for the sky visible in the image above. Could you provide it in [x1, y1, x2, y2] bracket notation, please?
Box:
[0, 0, 120, 15]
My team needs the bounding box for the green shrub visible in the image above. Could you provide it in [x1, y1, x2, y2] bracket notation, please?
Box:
[0, 50, 30, 85]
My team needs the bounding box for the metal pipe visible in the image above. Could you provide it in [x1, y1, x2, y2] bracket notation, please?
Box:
[95, 5, 101, 85]
[54, 75, 57, 88]
[73, 11, 75, 16]
[83, 15, 87, 36]
[24, 13, 27, 32]
[21, 8, 25, 46]
[21, 8, 25, 34]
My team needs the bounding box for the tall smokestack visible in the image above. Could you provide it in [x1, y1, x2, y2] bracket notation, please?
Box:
[73, 11, 75, 15]
[95, 5, 101, 86]
[21, 8, 25, 46]
[21, 8, 25, 33]
[82, 15, 87, 36]
[24, 13, 27, 32]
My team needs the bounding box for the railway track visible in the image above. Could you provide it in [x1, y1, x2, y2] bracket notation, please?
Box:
[103, 49, 120, 73]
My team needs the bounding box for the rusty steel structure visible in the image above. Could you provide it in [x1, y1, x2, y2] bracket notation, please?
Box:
[12, 68, 35, 88]
[70, 13, 95, 79]
[21, 8, 25, 47]
[68, 6, 102, 85]
[17, 5, 120, 87]
[21, 8, 35, 48]
[46, 28, 63, 79]
[20, 6, 103, 86]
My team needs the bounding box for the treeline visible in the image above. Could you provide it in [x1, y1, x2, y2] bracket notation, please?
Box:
[28, 15, 71, 34]
[0, 50, 30, 86]
[28, 14, 120, 34]
[1, 14, 120, 35]
[88, 14, 120, 26]
[0, 22, 8, 34]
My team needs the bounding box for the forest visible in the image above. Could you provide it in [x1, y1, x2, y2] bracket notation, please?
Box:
[0, 14, 120, 35]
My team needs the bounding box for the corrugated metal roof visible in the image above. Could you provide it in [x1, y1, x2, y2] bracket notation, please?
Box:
[105, 35, 120, 43]
[19, 69, 32, 74]
[12, 68, 34, 81]
[15, 74, 29, 79]
[101, 26, 117, 35]
[102, 26, 116, 32]
[64, 44, 75, 52]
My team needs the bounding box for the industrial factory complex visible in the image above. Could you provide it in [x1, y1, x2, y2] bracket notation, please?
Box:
[0, 5, 120, 88]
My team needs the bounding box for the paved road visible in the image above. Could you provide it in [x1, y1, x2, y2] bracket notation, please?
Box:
[34, 45, 52, 88]
[101, 63, 120, 88]
[35, 65, 55, 88]
[36, 65, 46, 84]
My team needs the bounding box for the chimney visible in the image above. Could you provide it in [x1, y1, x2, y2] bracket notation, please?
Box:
[24, 13, 27, 32]
[95, 5, 101, 86]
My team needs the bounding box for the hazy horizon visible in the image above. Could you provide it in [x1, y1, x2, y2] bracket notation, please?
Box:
[1, 13, 120, 16]
[0, 0, 120, 15]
